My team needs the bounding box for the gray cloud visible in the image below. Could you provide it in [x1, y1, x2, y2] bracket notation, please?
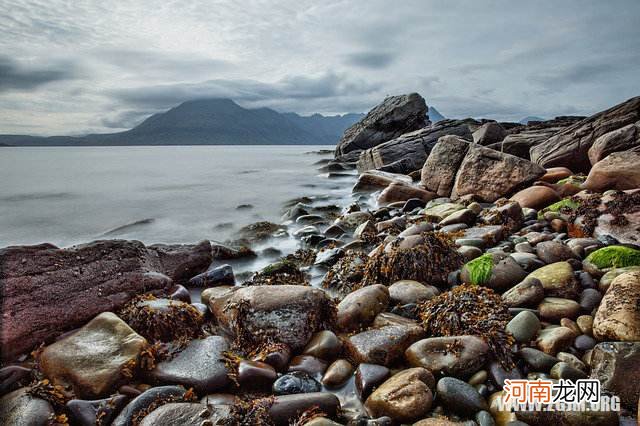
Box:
[345, 51, 396, 69]
[0, 55, 76, 92]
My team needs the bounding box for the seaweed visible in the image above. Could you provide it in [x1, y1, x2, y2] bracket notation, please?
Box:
[537, 198, 580, 219]
[463, 253, 494, 285]
[289, 406, 327, 426]
[585, 245, 640, 269]
[245, 259, 310, 286]
[321, 250, 369, 298]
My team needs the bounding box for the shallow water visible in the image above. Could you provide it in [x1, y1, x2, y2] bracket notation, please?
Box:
[0, 145, 355, 248]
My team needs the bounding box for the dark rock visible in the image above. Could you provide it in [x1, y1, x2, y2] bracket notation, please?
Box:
[502, 278, 544, 307]
[355, 363, 390, 400]
[488, 361, 524, 388]
[574, 334, 596, 351]
[436, 377, 488, 416]
[0, 387, 54, 425]
[139, 403, 234, 426]
[67, 395, 128, 426]
[273, 371, 322, 395]
[506, 310, 541, 343]
[188, 264, 234, 287]
[405, 335, 489, 378]
[288, 355, 328, 378]
[337, 284, 389, 332]
[535, 241, 577, 264]
[237, 359, 277, 388]
[302, 331, 342, 360]
[268, 393, 340, 426]
[590, 342, 640, 410]
[112, 386, 186, 426]
[518, 347, 559, 371]
[168, 284, 191, 303]
[550, 362, 588, 382]
[345, 325, 425, 366]
[251, 344, 291, 372]
[146, 240, 213, 282]
[0, 366, 32, 395]
[321, 359, 354, 388]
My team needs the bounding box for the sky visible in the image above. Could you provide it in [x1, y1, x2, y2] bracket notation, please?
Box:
[1, 0, 639, 136]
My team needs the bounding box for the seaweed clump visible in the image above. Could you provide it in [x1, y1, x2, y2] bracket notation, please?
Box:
[245, 259, 309, 286]
[363, 232, 464, 287]
[585, 245, 640, 269]
[119, 295, 204, 342]
[321, 250, 370, 298]
[463, 253, 494, 285]
[419, 284, 514, 367]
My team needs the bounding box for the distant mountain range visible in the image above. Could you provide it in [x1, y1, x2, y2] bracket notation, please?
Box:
[519, 116, 546, 124]
[0, 99, 365, 146]
[428, 106, 445, 122]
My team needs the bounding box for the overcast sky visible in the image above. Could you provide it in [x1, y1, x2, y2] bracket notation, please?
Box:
[1, 0, 639, 135]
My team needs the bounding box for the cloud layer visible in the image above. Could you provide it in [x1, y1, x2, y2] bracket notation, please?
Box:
[1, 0, 639, 135]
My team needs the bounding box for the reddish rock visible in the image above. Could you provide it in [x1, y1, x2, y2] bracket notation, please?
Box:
[377, 182, 436, 205]
[510, 186, 561, 210]
[421, 135, 470, 197]
[540, 167, 572, 183]
[583, 150, 640, 191]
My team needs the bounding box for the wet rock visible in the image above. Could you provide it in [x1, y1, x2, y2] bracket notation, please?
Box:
[388, 280, 439, 305]
[352, 170, 413, 192]
[0, 387, 54, 426]
[67, 395, 128, 426]
[536, 326, 576, 355]
[303, 331, 342, 360]
[538, 297, 581, 321]
[405, 336, 489, 378]
[168, 284, 191, 303]
[0, 365, 32, 395]
[334, 211, 374, 231]
[209, 285, 335, 351]
[584, 150, 640, 191]
[535, 241, 577, 264]
[315, 248, 344, 268]
[421, 135, 471, 196]
[288, 355, 328, 378]
[237, 359, 277, 388]
[273, 371, 321, 395]
[337, 284, 390, 332]
[112, 385, 186, 426]
[440, 208, 476, 226]
[457, 225, 506, 247]
[345, 325, 425, 366]
[502, 278, 545, 307]
[576, 315, 594, 336]
[372, 312, 419, 328]
[550, 362, 587, 382]
[461, 254, 528, 291]
[437, 377, 488, 416]
[146, 240, 213, 282]
[188, 264, 234, 287]
[322, 359, 354, 388]
[268, 392, 340, 426]
[593, 271, 640, 341]
[488, 361, 524, 388]
[40, 312, 147, 399]
[353, 220, 377, 240]
[578, 288, 602, 312]
[238, 221, 286, 242]
[365, 368, 435, 423]
[510, 186, 561, 210]
[506, 310, 541, 343]
[402, 197, 427, 212]
[525, 261, 580, 299]
[518, 347, 559, 371]
[355, 363, 390, 400]
[590, 342, 640, 410]
[399, 222, 435, 237]
[378, 182, 436, 205]
[251, 344, 292, 373]
[139, 403, 234, 426]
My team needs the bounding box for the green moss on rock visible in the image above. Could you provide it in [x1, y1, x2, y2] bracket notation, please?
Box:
[538, 198, 580, 219]
[463, 253, 494, 285]
[585, 246, 640, 269]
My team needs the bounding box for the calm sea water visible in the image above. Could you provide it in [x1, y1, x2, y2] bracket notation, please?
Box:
[0, 146, 355, 248]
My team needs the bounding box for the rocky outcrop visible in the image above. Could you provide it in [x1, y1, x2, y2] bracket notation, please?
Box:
[583, 150, 640, 191]
[356, 119, 477, 174]
[530, 96, 640, 172]
[452, 144, 546, 202]
[0, 240, 210, 360]
[588, 120, 640, 164]
[335, 93, 428, 159]
[420, 135, 470, 196]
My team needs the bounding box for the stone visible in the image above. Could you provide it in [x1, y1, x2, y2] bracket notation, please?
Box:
[584, 150, 640, 191]
[138, 403, 234, 426]
[273, 371, 322, 395]
[536, 326, 576, 355]
[530, 96, 640, 173]
[488, 361, 524, 388]
[506, 311, 541, 343]
[268, 393, 340, 426]
[538, 297, 581, 321]
[588, 120, 640, 164]
[421, 135, 471, 196]
[388, 280, 439, 305]
[576, 315, 594, 336]
[510, 186, 561, 210]
[440, 208, 476, 226]
[540, 167, 573, 183]
[593, 271, 640, 341]
[0, 387, 54, 426]
[461, 254, 528, 291]
[518, 347, 559, 371]
[188, 264, 234, 287]
[590, 342, 640, 410]
[303, 331, 342, 360]
[336, 93, 428, 159]
[345, 325, 425, 366]
[287, 355, 328, 378]
[372, 312, 419, 328]
[0, 365, 32, 395]
[377, 182, 436, 205]
[579, 288, 602, 312]
[352, 170, 413, 192]
[336, 284, 389, 332]
[0, 240, 182, 360]
[208, 285, 334, 351]
[574, 334, 597, 351]
[321, 359, 354, 388]
[365, 368, 435, 423]
[112, 385, 186, 426]
[355, 363, 390, 399]
[405, 336, 489, 378]
[353, 220, 376, 240]
[473, 122, 506, 145]
[525, 261, 580, 299]
[502, 278, 545, 307]
[67, 395, 129, 426]
[334, 211, 374, 231]
[535, 241, 577, 264]
[550, 362, 588, 382]
[146, 336, 230, 393]
[452, 144, 546, 202]
[39, 312, 147, 399]
[423, 202, 466, 221]
[437, 377, 488, 416]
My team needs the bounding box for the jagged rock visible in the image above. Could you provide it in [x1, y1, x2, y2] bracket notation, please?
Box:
[421, 135, 471, 196]
[593, 271, 640, 341]
[335, 93, 428, 159]
[530, 96, 640, 172]
[0, 240, 205, 360]
[588, 120, 640, 164]
[357, 119, 477, 174]
[583, 150, 640, 191]
[473, 122, 506, 145]
[352, 170, 413, 192]
[452, 145, 546, 202]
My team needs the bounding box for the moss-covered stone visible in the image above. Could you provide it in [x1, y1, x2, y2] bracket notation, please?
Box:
[463, 253, 494, 285]
[585, 245, 640, 269]
[537, 198, 580, 219]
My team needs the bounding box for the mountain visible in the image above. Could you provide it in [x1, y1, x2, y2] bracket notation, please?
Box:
[519, 116, 545, 124]
[0, 99, 364, 146]
[428, 106, 445, 122]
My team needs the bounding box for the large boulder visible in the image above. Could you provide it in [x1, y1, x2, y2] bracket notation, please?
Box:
[583, 150, 640, 191]
[357, 119, 477, 174]
[588, 120, 640, 165]
[593, 271, 640, 341]
[352, 170, 413, 192]
[452, 144, 546, 202]
[208, 285, 335, 351]
[335, 93, 428, 159]
[377, 182, 436, 205]
[0, 240, 208, 360]
[530, 96, 640, 173]
[473, 121, 506, 145]
[421, 135, 471, 196]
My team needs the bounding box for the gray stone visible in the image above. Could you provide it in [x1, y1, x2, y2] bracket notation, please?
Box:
[0, 388, 54, 426]
[436, 377, 488, 416]
[506, 311, 541, 343]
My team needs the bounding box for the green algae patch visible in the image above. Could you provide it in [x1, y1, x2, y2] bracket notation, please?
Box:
[556, 175, 586, 186]
[538, 198, 580, 219]
[585, 245, 640, 269]
[463, 253, 494, 285]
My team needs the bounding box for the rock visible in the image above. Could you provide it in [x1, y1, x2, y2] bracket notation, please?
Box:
[550, 362, 588, 382]
[583, 150, 640, 191]
[405, 336, 489, 378]
[540, 167, 573, 183]
[287, 355, 328, 378]
[67, 395, 129, 426]
[273, 371, 322, 395]
[421, 135, 471, 196]
[377, 182, 436, 205]
[302, 331, 342, 361]
[208, 285, 335, 351]
[373, 312, 419, 328]
[525, 261, 580, 299]
[355, 363, 390, 400]
[336, 93, 428, 159]
[322, 359, 354, 388]
[458, 225, 506, 247]
[345, 325, 425, 366]
[593, 271, 640, 341]
[357, 119, 476, 174]
[352, 170, 413, 192]
[488, 361, 524, 388]
[147, 336, 230, 394]
[336, 285, 389, 332]
[536, 326, 576, 355]
[502, 278, 545, 307]
[588, 120, 640, 164]
[518, 347, 559, 371]
[0, 240, 177, 360]
[268, 393, 340, 426]
[238, 221, 286, 242]
[146, 240, 213, 282]
[473, 122, 506, 145]
[423, 202, 466, 221]
[579, 288, 602, 312]
[40, 312, 147, 399]
[535, 241, 577, 264]
[112, 386, 186, 426]
[440, 208, 476, 226]
[460, 253, 527, 291]
[576, 315, 594, 336]
[436, 377, 488, 416]
[388, 280, 439, 305]
[0, 387, 54, 426]
[314, 248, 344, 267]
[510, 186, 561, 210]
[188, 264, 234, 287]
[452, 144, 546, 202]
[590, 342, 640, 410]
[506, 311, 541, 343]
[364, 368, 435, 423]
[531, 96, 640, 173]
[574, 334, 596, 351]
[138, 403, 234, 426]
[459, 245, 483, 261]
[538, 297, 581, 321]
[354, 220, 377, 240]
[334, 211, 374, 231]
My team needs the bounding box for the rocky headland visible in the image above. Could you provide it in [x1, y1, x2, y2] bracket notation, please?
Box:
[1, 93, 640, 425]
